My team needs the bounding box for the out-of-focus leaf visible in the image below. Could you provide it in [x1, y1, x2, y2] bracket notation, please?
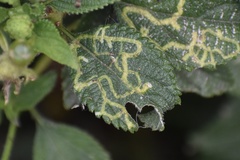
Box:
[115, 0, 240, 70]
[0, 0, 19, 6]
[33, 118, 110, 160]
[10, 71, 57, 112]
[227, 57, 240, 97]
[32, 20, 78, 69]
[62, 67, 80, 110]
[0, 71, 56, 122]
[70, 25, 181, 132]
[0, 7, 8, 24]
[22, 3, 46, 19]
[176, 66, 233, 97]
[50, 0, 119, 14]
[190, 98, 240, 160]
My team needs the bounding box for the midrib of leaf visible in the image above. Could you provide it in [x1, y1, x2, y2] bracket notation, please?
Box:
[70, 25, 181, 132]
[78, 43, 123, 82]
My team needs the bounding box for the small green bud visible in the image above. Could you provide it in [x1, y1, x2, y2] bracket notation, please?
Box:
[9, 40, 36, 66]
[4, 14, 34, 40]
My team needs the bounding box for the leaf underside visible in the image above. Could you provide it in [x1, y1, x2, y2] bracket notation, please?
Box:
[49, 0, 120, 14]
[34, 118, 110, 160]
[115, 0, 240, 70]
[176, 65, 234, 97]
[69, 25, 181, 132]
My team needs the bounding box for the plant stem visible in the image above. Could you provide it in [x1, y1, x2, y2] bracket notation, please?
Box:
[30, 109, 44, 125]
[1, 122, 17, 160]
[58, 25, 75, 42]
[33, 55, 52, 75]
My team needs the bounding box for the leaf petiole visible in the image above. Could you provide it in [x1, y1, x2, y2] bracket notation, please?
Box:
[1, 122, 17, 160]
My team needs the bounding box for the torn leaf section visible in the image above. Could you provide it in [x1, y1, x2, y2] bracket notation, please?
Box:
[138, 109, 165, 131]
[70, 25, 180, 132]
[115, 0, 240, 70]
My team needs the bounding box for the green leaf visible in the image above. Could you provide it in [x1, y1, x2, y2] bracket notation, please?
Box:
[62, 67, 80, 110]
[22, 3, 46, 19]
[32, 20, 78, 69]
[115, 0, 240, 70]
[33, 118, 110, 160]
[70, 25, 181, 132]
[0, 7, 8, 24]
[10, 71, 57, 112]
[176, 65, 233, 97]
[138, 109, 165, 131]
[49, 0, 119, 14]
[0, 0, 19, 6]
[227, 57, 240, 97]
[190, 98, 240, 160]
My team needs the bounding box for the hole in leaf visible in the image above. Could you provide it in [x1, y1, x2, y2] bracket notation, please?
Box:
[136, 106, 155, 127]
[125, 102, 138, 120]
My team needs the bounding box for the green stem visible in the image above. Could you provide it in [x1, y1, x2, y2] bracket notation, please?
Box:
[33, 55, 52, 75]
[1, 122, 17, 160]
[30, 109, 45, 126]
[58, 25, 75, 42]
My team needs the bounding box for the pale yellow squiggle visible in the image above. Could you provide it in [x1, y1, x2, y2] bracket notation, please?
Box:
[121, 0, 239, 67]
[73, 26, 153, 130]
[162, 29, 239, 67]
[122, 0, 185, 30]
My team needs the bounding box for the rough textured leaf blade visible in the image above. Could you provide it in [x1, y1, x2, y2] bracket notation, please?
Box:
[62, 67, 80, 110]
[176, 66, 233, 97]
[22, 3, 46, 18]
[190, 99, 240, 160]
[50, 0, 119, 14]
[0, 7, 8, 23]
[70, 25, 181, 132]
[33, 118, 110, 160]
[32, 20, 78, 69]
[115, 0, 240, 70]
[11, 71, 57, 112]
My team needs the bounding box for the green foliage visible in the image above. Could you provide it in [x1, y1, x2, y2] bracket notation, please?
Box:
[0, 0, 240, 159]
[115, 0, 240, 70]
[0, 7, 8, 23]
[34, 118, 110, 160]
[190, 98, 240, 160]
[32, 20, 78, 69]
[4, 14, 33, 39]
[176, 66, 233, 97]
[2, 71, 56, 122]
[50, 0, 119, 14]
[69, 25, 180, 132]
